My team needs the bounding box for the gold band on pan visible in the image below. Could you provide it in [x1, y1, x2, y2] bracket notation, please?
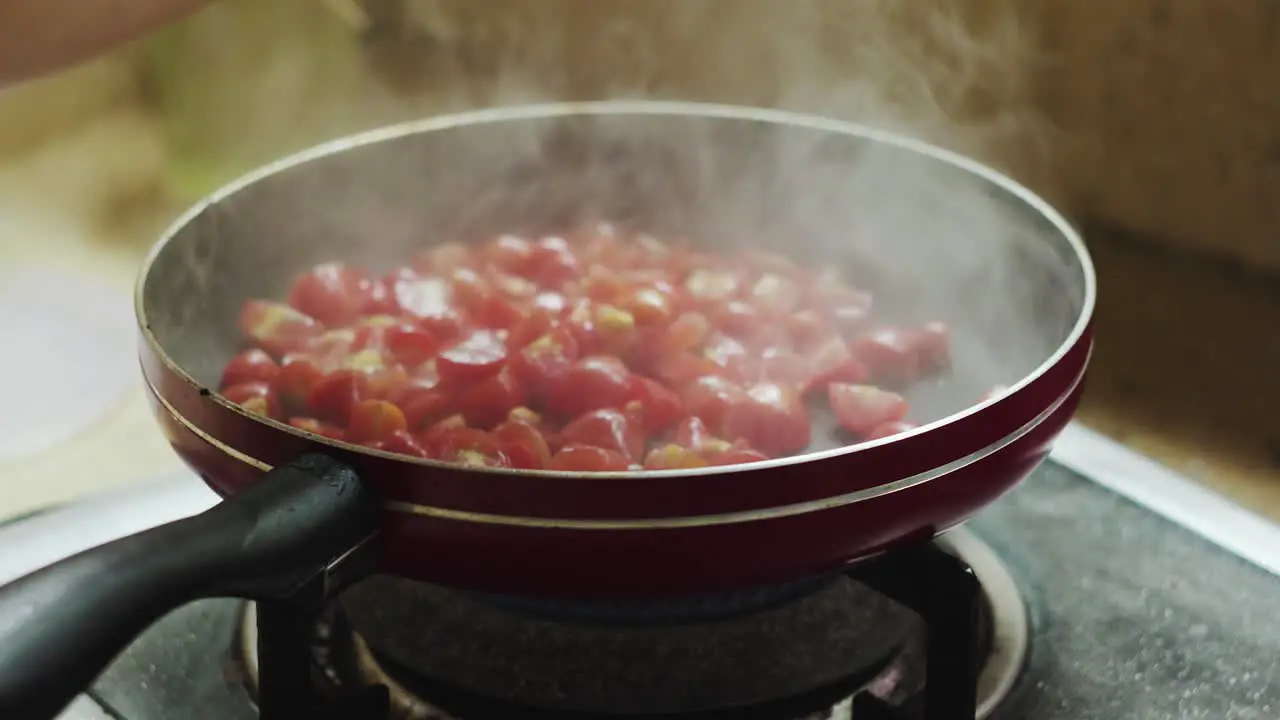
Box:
[144, 354, 1087, 530]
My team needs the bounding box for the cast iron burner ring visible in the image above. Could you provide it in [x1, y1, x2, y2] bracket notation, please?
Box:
[240, 527, 1029, 719]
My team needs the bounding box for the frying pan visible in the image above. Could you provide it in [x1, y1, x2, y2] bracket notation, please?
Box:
[0, 101, 1093, 719]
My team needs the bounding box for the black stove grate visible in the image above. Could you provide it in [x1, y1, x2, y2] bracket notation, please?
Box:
[252, 541, 989, 719]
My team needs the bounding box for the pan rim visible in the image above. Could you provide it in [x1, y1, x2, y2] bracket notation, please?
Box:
[135, 100, 1096, 482]
[147, 356, 1086, 527]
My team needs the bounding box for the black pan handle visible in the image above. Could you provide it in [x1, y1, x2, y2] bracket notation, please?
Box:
[0, 454, 381, 720]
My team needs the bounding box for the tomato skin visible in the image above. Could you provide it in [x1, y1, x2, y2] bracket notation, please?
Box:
[711, 300, 759, 337]
[643, 444, 710, 470]
[864, 420, 919, 441]
[424, 427, 510, 467]
[544, 355, 633, 419]
[559, 408, 644, 461]
[803, 336, 870, 393]
[493, 420, 552, 469]
[721, 382, 811, 456]
[626, 377, 684, 434]
[510, 328, 579, 391]
[390, 274, 466, 341]
[549, 444, 631, 472]
[287, 262, 370, 327]
[849, 328, 921, 387]
[306, 369, 373, 425]
[287, 416, 347, 441]
[680, 375, 748, 435]
[239, 300, 323, 357]
[222, 382, 281, 420]
[482, 234, 536, 273]
[276, 355, 326, 409]
[456, 368, 526, 429]
[673, 417, 730, 456]
[384, 428, 430, 458]
[220, 348, 280, 389]
[709, 446, 771, 466]
[828, 383, 909, 436]
[347, 399, 409, 443]
[436, 330, 508, 384]
[402, 388, 458, 430]
[384, 323, 440, 367]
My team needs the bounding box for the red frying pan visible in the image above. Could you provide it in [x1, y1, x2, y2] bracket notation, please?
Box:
[0, 102, 1092, 720]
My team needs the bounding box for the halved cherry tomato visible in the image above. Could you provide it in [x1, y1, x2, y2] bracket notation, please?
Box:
[306, 369, 372, 424]
[828, 383, 909, 436]
[908, 321, 951, 371]
[626, 377, 684, 434]
[673, 417, 731, 456]
[239, 301, 322, 357]
[425, 427, 510, 467]
[222, 382, 281, 420]
[384, 428, 430, 458]
[721, 382, 811, 456]
[849, 328, 921, 387]
[220, 348, 280, 389]
[510, 328, 579, 390]
[559, 408, 644, 461]
[287, 262, 371, 327]
[803, 336, 869, 393]
[287, 416, 346, 441]
[549, 445, 630, 472]
[643, 444, 710, 470]
[384, 323, 440, 367]
[680, 375, 748, 434]
[436, 330, 508, 384]
[544, 355, 633, 419]
[347, 399, 409, 443]
[276, 354, 326, 409]
[493, 420, 552, 469]
[456, 368, 525, 428]
[402, 387, 457, 430]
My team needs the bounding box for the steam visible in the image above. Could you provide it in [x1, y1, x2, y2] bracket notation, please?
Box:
[150, 0, 1088, 415]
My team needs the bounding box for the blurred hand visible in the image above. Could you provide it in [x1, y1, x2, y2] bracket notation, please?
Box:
[0, 0, 215, 87]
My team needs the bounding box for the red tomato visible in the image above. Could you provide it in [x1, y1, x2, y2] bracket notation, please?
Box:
[828, 383, 909, 436]
[684, 268, 740, 304]
[549, 445, 630, 472]
[492, 420, 552, 469]
[239, 301, 322, 357]
[721, 382, 811, 456]
[643, 444, 710, 470]
[287, 416, 346, 441]
[529, 237, 582, 286]
[384, 323, 440, 367]
[709, 446, 771, 466]
[222, 382, 281, 420]
[849, 328, 921, 386]
[384, 428, 430, 458]
[908, 321, 951, 371]
[306, 370, 372, 425]
[419, 413, 467, 445]
[276, 354, 326, 409]
[220, 348, 279, 389]
[436, 330, 508, 384]
[626, 377, 684, 434]
[673, 417, 730, 456]
[864, 420, 919, 441]
[544, 355, 633, 419]
[558, 408, 644, 460]
[680, 375, 748, 434]
[347, 399, 409, 443]
[711, 300, 759, 337]
[621, 286, 674, 326]
[402, 387, 457, 430]
[391, 275, 466, 342]
[424, 427, 510, 467]
[456, 368, 525, 428]
[286, 262, 370, 327]
[803, 336, 869, 393]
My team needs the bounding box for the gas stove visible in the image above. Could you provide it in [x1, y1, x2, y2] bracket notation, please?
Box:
[0, 424, 1276, 719]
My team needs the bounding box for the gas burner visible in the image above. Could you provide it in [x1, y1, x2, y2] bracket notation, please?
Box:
[239, 527, 1029, 719]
